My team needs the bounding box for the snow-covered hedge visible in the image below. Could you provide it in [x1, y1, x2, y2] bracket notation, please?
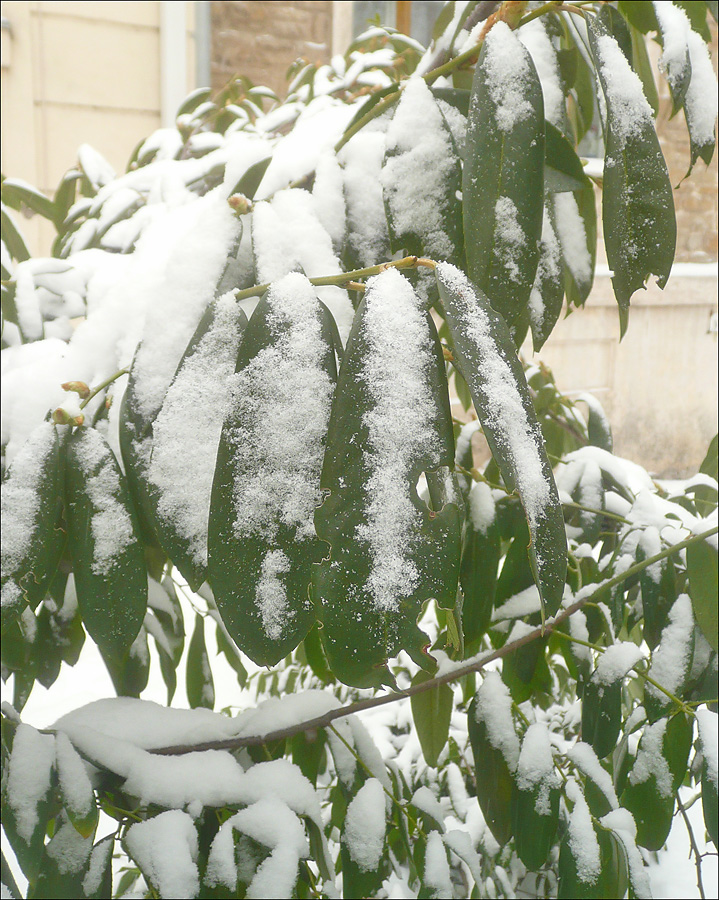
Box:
[1, 3, 718, 898]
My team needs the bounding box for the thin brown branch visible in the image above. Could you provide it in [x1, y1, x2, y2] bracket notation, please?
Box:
[677, 793, 707, 900]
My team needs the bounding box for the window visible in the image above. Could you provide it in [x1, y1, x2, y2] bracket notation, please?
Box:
[353, 0, 445, 47]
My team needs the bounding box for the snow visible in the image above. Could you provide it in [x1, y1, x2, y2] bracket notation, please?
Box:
[381, 77, 456, 259]
[519, 18, 565, 129]
[355, 268, 442, 611]
[629, 718, 673, 798]
[568, 742, 619, 810]
[255, 549, 292, 641]
[594, 32, 653, 147]
[412, 786, 446, 831]
[124, 810, 199, 900]
[344, 778, 386, 870]
[1, 422, 56, 608]
[565, 777, 601, 885]
[149, 293, 246, 567]
[339, 130, 389, 268]
[592, 642, 646, 686]
[654, 1, 691, 96]
[423, 831, 453, 899]
[77, 428, 135, 575]
[312, 152, 346, 251]
[436, 263, 551, 537]
[646, 593, 694, 702]
[600, 808, 652, 899]
[475, 671, 520, 772]
[5, 724, 56, 841]
[696, 708, 718, 790]
[82, 838, 113, 896]
[552, 192, 592, 288]
[55, 730, 94, 818]
[491, 584, 542, 623]
[684, 27, 719, 151]
[493, 196, 525, 283]
[468, 480, 496, 533]
[480, 22, 535, 133]
[516, 723, 558, 814]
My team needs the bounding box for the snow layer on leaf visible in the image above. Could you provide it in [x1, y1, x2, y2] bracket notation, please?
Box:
[564, 445, 654, 497]
[647, 593, 694, 700]
[684, 28, 719, 150]
[55, 731, 94, 818]
[82, 838, 113, 896]
[516, 723, 558, 814]
[600, 808, 652, 899]
[592, 642, 645, 686]
[493, 196, 525, 283]
[125, 810, 199, 900]
[381, 77, 456, 259]
[228, 273, 333, 552]
[653, 1, 691, 95]
[232, 689, 341, 741]
[696, 708, 718, 790]
[565, 778, 601, 885]
[594, 33, 653, 148]
[78, 428, 134, 575]
[568, 742, 619, 810]
[355, 268, 442, 611]
[339, 130, 389, 267]
[312, 152, 346, 250]
[629, 718, 672, 797]
[529, 206, 562, 333]
[436, 263, 551, 535]
[519, 18, 565, 129]
[638, 525, 663, 582]
[468, 480, 495, 533]
[1, 422, 55, 604]
[481, 22, 535, 133]
[344, 778, 386, 871]
[149, 292, 245, 567]
[130, 186, 240, 422]
[424, 831, 453, 899]
[491, 585, 542, 623]
[6, 724, 55, 841]
[411, 786, 446, 832]
[12, 265, 44, 340]
[553, 192, 592, 287]
[255, 549, 291, 641]
[475, 671, 520, 772]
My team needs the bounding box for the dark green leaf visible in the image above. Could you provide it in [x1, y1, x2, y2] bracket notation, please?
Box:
[588, 19, 676, 336]
[314, 270, 461, 687]
[621, 712, 692, 849]
[529, 198, 565, 352]
[617, 1, 659, 34]
[675, 0, 712, 40]
[55, 732, 98, 839]
[581, 680, 621, 759]
[1, 205, 31, 263]
[511, 779, 559, 871]
[29, 812, 93, 900]
[102, 627, 150, 698]
[215, 621, 248, 687]
[410, 670, 454, 767]
[558, 817, 628, 899]
[83, 835, 114, 900]
[460, 516, 500, 649]
[545, 122, 586, 194]
[436, 266, 567, 616]
[687, 538, 719, 651]
[430, 86, 470, 117]
[229, 156, 272, 200]
[598, 4, 633, 66]
[209, 279, 338, 667]
[463, 26, 544, 327]
[1, 423, 66, 627]
[629, 23, 660, 117]
[556, 178, 597, 309]
[186, 612, 215, 709]
[65, 428, 146, 661]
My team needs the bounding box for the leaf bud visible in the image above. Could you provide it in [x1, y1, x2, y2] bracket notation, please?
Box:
[228, 193, 252, 215]
[53, 407, 85, 426]
[61, 380, 91, 399]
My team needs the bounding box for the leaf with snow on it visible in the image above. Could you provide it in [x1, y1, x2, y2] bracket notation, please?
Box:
[124, 810, 199, 900]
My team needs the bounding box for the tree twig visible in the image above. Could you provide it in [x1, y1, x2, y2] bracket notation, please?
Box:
[677, 793, 707, 900]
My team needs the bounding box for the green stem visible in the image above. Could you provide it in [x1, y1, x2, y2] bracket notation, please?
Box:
[233, 256, 435, 301]
[79, 368, 129, 410]
[562, 500, 631, 525]
[150, 525, 717, 756]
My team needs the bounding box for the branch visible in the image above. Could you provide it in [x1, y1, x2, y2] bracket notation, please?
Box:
[677, 793, 707, 900]
[150, 525, 717, 756]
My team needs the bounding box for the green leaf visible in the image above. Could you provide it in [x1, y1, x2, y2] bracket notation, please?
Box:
[209, 277, 338, 667]
[382, 79, 463, 268]
[103, 627, 150, 698]
[697, 710, 718, 848]
[463, 25, 544, 328]
[587, 20, 676, 336]
[65, 428, 147, 661]
[467, 693, 516, 847]
[410, 671, 454, 767]
[436, 266, 567, 616]
[460, 517, 500, 649]
[621, 712, 693, 849]
[675, 0, 712, 41]
[55, 732, 98, 839]
[558, 818, 629, 900]
[214, 620, 248, 687]
[1, 423, 66, 627]
[511, 779, 559, 871]
[1, 204, 31, 263]
[529, 198, 565, 352]
[544, 122, 586, 194]
[598, 4, 633, 66]
[29, 812, 93, 900]
[581, 680, 621, 759]
[228, 156, 272, 200]
[314, 270, 461, 687]
[83, 835, 114, 900]
[556, 178, 597, 310]
[1, 178, 56, 222]
[146, 297, 248, 590]
[687, 539, 719, 651]
[617, 1, 659, 34]
[186, 612, 215, 709]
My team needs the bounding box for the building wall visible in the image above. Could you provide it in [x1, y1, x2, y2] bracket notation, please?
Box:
[1, 0, 197, 255]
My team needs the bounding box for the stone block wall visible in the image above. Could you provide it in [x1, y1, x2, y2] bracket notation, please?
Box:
[210, 0, 333, 97]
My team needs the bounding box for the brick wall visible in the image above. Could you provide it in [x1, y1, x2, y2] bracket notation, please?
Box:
[210, 1, 333, 97]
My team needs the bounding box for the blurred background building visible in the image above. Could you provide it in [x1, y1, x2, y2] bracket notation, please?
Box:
[1, 0, 717, 475]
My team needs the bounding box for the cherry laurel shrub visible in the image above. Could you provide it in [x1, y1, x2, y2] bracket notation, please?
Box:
[1, 2, 718, 898]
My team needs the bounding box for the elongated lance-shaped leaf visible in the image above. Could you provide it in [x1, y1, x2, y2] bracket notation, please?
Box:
[463, 21, 544, 329]
[1, 423, 66, 627]
[587, 20, 676, 335]
[65, 428, 147, 661]
[146, 296, 247, 590]
[687, 539, 718, 651]
[511, 723, 560, 871]
[208, 273, 338, 666]
[186, 612, 215, 709]
[436, 264, 566, 616]
[553, 178, 596, 309]
[410, 670, 454, 768]
[314, 268, 461, 688]
[381, 78, 463, 267]
[528, 199, 565, 352]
